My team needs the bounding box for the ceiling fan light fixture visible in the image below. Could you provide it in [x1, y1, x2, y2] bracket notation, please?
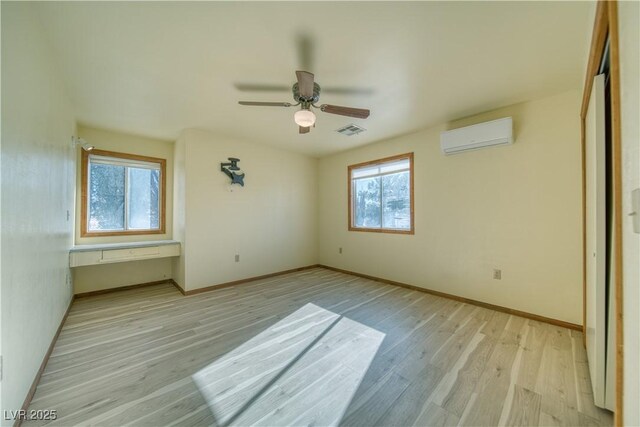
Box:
[237, 71, 370, 133]
[294, 109, 316, 127]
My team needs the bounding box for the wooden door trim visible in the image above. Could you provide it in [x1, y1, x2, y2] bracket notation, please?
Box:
[581, 2, 609, 119]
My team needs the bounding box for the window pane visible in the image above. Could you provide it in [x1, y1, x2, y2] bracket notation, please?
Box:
[382, 171, 411, 229]
[379, 159, 409, 175]
[128, 167, 160, 230]
[89, 163, 125, 231]
[353, 177, 381, 228]
[352, 165, 381, 179]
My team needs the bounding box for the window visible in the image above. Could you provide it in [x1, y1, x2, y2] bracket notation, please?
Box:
[81, 149, 166, 236]
[349, 153, 414, 234]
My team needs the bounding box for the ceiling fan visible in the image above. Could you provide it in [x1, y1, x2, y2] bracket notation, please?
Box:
[238, 71, 370, 134]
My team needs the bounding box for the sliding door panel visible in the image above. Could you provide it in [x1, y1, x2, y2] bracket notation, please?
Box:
[585, 73, 607, 408]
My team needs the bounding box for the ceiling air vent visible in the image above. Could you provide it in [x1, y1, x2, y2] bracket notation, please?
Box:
[336, 124, 366, 136]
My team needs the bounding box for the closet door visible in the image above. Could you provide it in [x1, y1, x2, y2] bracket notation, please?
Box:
[585, 73, 606, 407]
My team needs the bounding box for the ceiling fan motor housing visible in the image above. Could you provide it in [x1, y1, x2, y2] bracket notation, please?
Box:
[292, 82, 321, 103]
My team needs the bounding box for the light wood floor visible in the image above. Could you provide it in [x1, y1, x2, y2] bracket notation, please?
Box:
[25, 267, 612, 426]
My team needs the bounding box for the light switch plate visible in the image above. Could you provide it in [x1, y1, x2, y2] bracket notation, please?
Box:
[632, 188, 640, 234]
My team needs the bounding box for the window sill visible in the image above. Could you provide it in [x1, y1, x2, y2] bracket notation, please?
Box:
[348, 227, 414, 235]
[69, 240, 181, 267]
[80, 229, 165, 238]
[70, 240, 179, 252]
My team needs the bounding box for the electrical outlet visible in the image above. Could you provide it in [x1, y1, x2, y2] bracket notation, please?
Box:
[235, 254, 240, 262]
[631, 188, 639, 234]
[339, 247, 343, 254]
[493, 269, 502, 280]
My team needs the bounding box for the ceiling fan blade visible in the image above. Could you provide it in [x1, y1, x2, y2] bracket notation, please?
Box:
[320, 104, 370, 119]
[296, 71, 315, 99]
[234, 83, 291, 92]
[238, 101, 292, 107]
[299, 126, 310, 134]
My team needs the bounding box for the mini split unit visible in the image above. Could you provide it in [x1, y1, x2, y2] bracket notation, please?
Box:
[440, 117, 513, 155]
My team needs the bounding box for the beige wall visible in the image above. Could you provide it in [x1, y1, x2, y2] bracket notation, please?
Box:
[1, 2, 76, 420]
[73, 258, 173, 294]
[72, 126, 175, 293]
[172, 136, 187, 289]
[618, 1, 640, 424]
[173, 129, 317, 291]
[318, 90, 583, 324]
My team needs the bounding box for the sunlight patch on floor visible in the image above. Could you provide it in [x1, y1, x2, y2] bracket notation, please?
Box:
[192, 303, 385, 426]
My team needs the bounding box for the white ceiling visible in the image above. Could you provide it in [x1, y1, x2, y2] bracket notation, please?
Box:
[34, 1, 593, 157]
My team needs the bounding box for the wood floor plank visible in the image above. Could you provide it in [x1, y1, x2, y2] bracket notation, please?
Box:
[229, 320, 377, 426]
[505, 385, 542, 426]
[339, 371, 410, 427]
[374, 364, 444, 426]
[22, 268, 612, 427]
[459, 316, 526, 426]
[516, 320, 549, 391]
[538, 325, 581, 422]
[412, 402, 460, 427]
[439, 333, 496, 417]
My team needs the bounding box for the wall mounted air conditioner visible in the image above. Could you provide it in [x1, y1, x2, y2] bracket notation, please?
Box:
[440, 117, 513, 155]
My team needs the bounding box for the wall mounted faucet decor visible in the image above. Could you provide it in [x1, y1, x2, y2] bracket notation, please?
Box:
[72, 136, 94, 151]
[220, 158, 245, 186]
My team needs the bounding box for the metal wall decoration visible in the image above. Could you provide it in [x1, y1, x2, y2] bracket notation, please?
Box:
[220, 158, 245, 186]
